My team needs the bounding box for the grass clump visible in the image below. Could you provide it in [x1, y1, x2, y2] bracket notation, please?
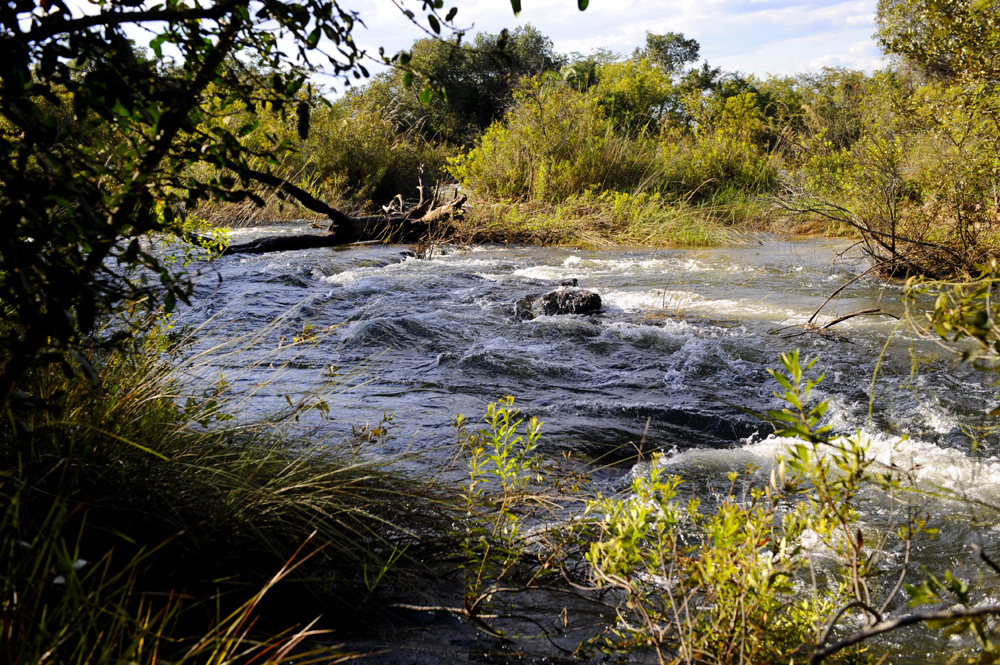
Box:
[451, 188, 731, 247]
[1, 319, 443, 663]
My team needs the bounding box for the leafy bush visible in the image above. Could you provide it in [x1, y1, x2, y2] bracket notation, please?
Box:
[450, 77, 657, 202]
[656, 91, 780, 203]
[194, 90, 456, 216]
[296, 93, 454, 207]
[595, 57, 675, 134]
[456, 352, 1000, 664]
[792, 72, 1000, 275]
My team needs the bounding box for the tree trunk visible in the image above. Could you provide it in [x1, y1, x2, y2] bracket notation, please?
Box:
[219, 166, 465, 255]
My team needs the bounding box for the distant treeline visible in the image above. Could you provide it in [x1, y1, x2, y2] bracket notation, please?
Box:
[186, 4, 1000, 273]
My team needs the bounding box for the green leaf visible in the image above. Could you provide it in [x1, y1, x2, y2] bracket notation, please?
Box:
[906, 579, 943, 607]
[578, 0, 589, 8]
[238, 119, 260, 137]
[419, 87, 431, 104]
[427, 14, 440, 34]
[510, 0, 521, 15]
[772, 373, 793, 392]
[149, 34, 168, 59]
[403, 71, 413, 87]
[305, 27, 321, 49]
[446, 7, 457, 21]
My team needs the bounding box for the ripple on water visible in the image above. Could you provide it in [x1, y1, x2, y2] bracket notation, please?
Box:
[177, 236, 994, 467]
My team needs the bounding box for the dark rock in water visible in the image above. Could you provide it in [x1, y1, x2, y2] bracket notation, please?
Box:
[513, 296, 537, 320]
[559, 278, 578, 287]
[399, 249, 417, 258]
[514, 287, 601, 320]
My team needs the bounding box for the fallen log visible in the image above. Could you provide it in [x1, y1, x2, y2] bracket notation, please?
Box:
[220, 166, 465, 255]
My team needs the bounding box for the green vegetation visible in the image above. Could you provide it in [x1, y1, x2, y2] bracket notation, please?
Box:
[8, 0, 1000, 663]
[451, 352, 1000, 664]
[191, 0, 996, 274]
[2, 320, 447, 662]
[454, 189, 731, 247]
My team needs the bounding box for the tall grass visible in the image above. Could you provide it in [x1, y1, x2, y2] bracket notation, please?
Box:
[451, 188, 731, 247]
[0, 314, 449, 663]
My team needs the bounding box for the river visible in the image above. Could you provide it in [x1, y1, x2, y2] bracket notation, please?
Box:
[175, 227, 1000, 662]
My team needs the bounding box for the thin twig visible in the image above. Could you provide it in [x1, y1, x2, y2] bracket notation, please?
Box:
[807, 267, 878, 326]
[815, 600, 883, 655]
[972, 543, 1000, 576]
[818, 308, 898, 330]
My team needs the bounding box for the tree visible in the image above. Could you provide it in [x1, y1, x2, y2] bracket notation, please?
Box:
[641, 31, 700, 75]
[876, 0, 1000, 82]
[0, 1, 584, 408]
[367, 25, 563, 144]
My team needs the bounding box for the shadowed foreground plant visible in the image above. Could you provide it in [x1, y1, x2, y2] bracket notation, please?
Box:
[0, 316, 449, 663]
[0, 495, 337, 665]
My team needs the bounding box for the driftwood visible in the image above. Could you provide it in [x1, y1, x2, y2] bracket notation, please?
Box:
[220, 166, 465, 255]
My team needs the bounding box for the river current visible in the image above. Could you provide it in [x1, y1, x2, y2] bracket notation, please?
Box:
[175, 227, 1000, 661]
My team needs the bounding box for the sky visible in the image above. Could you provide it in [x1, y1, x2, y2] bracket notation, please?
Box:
[52, 0, 886, 89]
[342, 0, 886, 83]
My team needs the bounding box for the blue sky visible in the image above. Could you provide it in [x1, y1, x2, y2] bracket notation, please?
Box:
[346, 0, 885, 81]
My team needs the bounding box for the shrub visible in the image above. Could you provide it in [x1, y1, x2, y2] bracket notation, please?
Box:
[456, 352, 1000, 664]
[656, 92, 780, 203]
[450, 77, 657, 202]
[295, 93, 455, 207]
[595, 57, 675, 134]
[193, 89, 456, 221]
[790, 72, 1000, 276]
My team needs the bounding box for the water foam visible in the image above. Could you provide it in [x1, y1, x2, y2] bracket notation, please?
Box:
[740, 429, 1000, 504]
[601, 288, 792, 320]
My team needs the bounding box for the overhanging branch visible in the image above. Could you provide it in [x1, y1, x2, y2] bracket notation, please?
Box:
[23, 4, 239, 44]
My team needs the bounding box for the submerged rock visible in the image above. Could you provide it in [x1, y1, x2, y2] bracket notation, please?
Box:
[514, 287, 602, 320]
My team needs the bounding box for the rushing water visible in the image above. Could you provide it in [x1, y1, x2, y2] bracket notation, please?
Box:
[177, 227, 1000, 661]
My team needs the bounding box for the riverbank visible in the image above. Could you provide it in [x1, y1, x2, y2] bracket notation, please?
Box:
[196, 190, 840, 251]
[0, 321, 459, 663]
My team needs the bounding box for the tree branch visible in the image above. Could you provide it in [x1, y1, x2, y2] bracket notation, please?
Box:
[810, 604, 1000, 664]
[778, 198, 966, 267]
[235, 165, 354, 227]
[22, 5, 237, 44]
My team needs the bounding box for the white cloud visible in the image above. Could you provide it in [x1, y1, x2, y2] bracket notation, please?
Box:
[349, 0, 885, 77]
[61, 0, 888, 86]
